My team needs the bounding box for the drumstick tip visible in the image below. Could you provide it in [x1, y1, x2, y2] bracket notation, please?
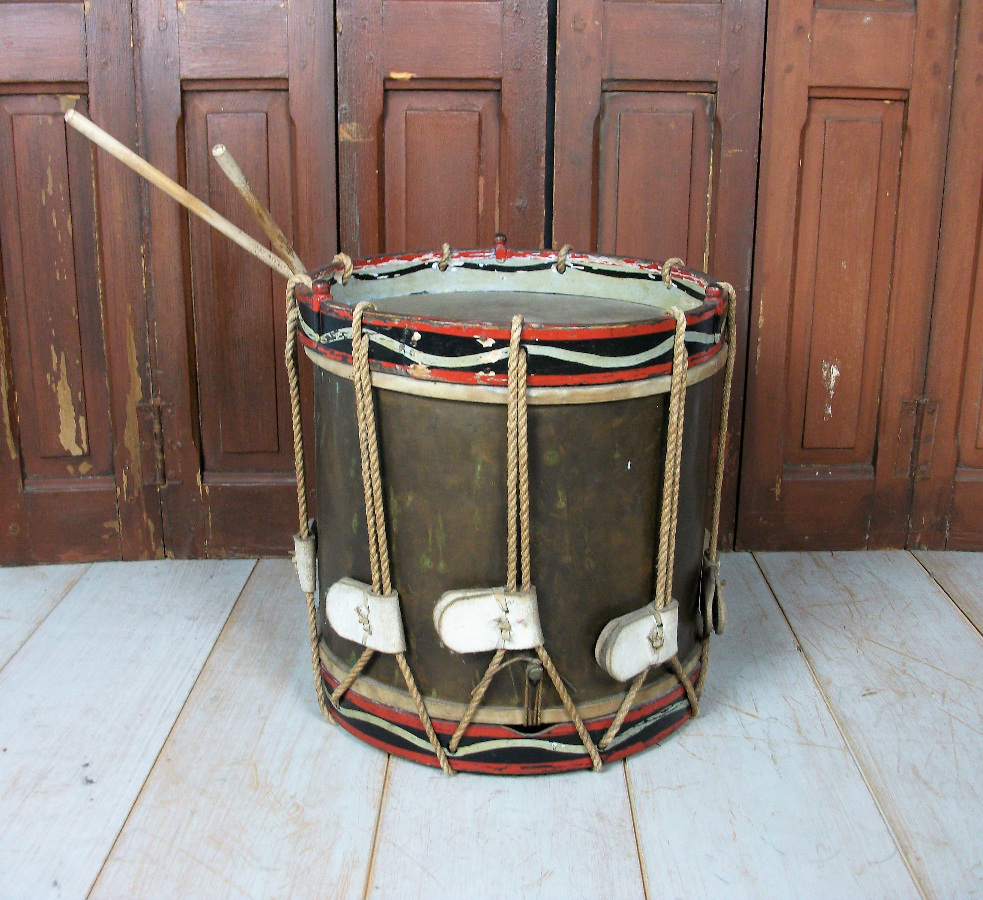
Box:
[211, 143, 227, 158]
[64, 108, 77, 124]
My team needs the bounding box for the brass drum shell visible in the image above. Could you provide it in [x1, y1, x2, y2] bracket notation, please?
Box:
[314, 362, 716, 725]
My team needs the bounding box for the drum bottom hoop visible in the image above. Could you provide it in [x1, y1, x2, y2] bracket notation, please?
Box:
[319, 641, 699, 725]
[319, 643, 701, 775]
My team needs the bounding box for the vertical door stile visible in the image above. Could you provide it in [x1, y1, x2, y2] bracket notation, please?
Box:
[911, 0, 983, 549]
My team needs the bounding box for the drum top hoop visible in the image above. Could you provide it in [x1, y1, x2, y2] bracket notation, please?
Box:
[298, 248, 729, 388]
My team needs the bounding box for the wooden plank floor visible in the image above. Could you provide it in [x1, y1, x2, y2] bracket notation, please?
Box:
[0, 551, 981, 899]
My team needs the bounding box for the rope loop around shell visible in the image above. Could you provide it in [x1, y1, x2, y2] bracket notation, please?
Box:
[438, 242, 452, 271]
[661, 256, 684, 287]
[284, 274, 333, 728]
[448, 311, 602, 771]
[555, 244, 573, 274]
[332, 251, 354, 284]
[705, 279, 737, 635]
[340, 298, 453, 774]
[653, 306, 688, 611]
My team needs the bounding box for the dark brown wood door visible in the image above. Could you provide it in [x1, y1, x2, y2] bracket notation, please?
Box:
[737, 0, 960, 549]
[337, 0, 548, 254]
[911, 0, 983, 550]
[0, 0, 161, 563]
[553, 0, 765, 547]
[134, 0, 336, 556]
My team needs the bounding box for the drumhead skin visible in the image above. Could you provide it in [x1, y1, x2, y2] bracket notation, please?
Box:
[298, 246, 729, 774]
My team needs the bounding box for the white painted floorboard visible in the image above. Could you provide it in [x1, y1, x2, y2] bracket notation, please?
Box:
[92, 560, 387, 900]
[914, 550, 983, 636]
[626, 553, 920, 900]
[0, 559, 254, 900]
[366, 756, 646, 900]
[2, 553, 982, 899]
[757, 551, 983, 900]
[0, 563, 89, 670]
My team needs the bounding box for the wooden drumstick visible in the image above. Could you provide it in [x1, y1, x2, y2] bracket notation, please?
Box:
[63, 109, 294, 280]
[211, 144, 307, 276]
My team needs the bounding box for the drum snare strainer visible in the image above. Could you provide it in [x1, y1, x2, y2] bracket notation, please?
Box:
[286, 237, 736, 775]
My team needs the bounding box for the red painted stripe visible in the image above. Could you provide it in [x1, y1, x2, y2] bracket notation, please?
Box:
[304, 294, 725, 344]
[300, 338, 720, 386]
[326, 681, 695, 775]
[319, 249, 712, 289]
[327, 705, 444, 769]
[321, 663, 698, 739]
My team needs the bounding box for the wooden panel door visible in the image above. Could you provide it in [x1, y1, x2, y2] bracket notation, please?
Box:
[337, 0, 548, 255]
[134, 0, 336, 556]
[0, 1, 161, 563]
[911, 0, 983, 550]
[553, 0, 765, 548]
[737, 0, 959, 549]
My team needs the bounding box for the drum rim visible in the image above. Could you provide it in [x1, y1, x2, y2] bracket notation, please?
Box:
[318, 638, 702, 727]
[304, 341, 726, 404]
[297, 247, 729, 388]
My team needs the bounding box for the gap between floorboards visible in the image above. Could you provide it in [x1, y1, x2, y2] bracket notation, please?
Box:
[749, 551, 930, 900]
[909, 551, 983, 641]
[622, 759, 651, 900]
[0, 563, 91, 676]
[84, 558, 260, 900]
[360, 754, 392, 900]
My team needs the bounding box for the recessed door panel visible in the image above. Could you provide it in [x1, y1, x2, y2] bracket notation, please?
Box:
[185, 92, 292, 473]
[384, 90, 500, 253]
[597, 92, 713, 270]
[786, 100, 903, 465]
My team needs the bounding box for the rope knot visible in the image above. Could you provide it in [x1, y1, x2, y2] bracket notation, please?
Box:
[496, 615, 512, 642]
[648, 610, 665, 651]
[286, 272, 313, 298]
[356, 599, 372, 638]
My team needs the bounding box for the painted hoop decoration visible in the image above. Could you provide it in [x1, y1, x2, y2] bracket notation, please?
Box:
[296, 247, 728, 390]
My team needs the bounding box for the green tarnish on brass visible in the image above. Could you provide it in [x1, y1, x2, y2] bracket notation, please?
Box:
[314, 366, 716, 710]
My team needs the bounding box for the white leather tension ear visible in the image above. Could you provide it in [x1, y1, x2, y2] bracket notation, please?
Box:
[325, 577, 406, 654]
[292, 532, 317, 594]
[433, 587, 543, 653]
[595, 600, 679, 682]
